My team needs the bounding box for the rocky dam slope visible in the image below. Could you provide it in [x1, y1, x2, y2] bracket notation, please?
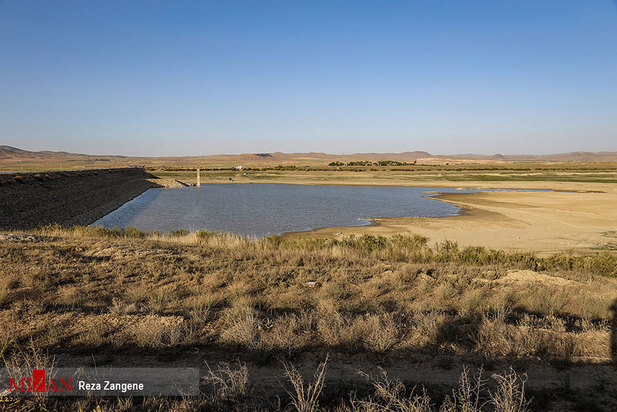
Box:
[0, 168, 178, 230]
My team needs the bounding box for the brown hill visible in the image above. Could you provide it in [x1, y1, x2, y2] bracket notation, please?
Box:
[1, 145, 616, 169]
[0, 145, 44, 159]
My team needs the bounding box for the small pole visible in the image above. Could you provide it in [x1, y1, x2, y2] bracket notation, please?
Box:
[197, 168, 200, 187]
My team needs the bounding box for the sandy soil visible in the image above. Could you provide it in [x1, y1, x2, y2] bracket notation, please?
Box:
[296, 181, 617, 255]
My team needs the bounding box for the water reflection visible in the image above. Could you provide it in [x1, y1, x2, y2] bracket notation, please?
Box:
[94, 184, 465, 237]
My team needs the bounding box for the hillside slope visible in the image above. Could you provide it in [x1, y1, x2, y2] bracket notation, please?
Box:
[2, 145, 617, 169]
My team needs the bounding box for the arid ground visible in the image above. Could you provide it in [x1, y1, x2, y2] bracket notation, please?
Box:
[1, 225, 617, 410]
[305, 183, 617, 256]
[1, 162, 617, 410]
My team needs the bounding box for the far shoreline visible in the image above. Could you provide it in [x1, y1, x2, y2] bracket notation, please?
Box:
[290, 184, 617, 255]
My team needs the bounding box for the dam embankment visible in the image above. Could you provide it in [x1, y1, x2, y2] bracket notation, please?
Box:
[0, 168, 180, 230]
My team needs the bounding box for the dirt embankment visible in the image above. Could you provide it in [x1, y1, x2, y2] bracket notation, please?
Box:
[0, 168, 177, 230]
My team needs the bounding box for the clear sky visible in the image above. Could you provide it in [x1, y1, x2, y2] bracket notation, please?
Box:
[0, 1, 616, 156]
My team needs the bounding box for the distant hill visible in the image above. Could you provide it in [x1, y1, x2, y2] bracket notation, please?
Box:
[0, 145, 93, 160]
[1, 145, 616, 169]
[0, 145, 44, 159]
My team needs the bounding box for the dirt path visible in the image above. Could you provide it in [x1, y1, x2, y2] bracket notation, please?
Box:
[56, 352, 617, 399]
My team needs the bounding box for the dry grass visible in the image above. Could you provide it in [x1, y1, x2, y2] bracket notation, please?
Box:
[0, 274, 18, 307]
[130, 316, 187, 348]
[0, 358, 547, 411]
[204, 361, 249, 402]
[0, 228, 615, 363]
[489, 368, 530, 412]
[352, 365, 529, 412]
[282, 355, 329, 412]
[0, 228, 616, 409]
[2, 338, 57, 405]
[353, 368, 435, 411]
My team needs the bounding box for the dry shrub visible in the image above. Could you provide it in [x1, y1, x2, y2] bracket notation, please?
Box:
[316, 310, 403, 353]
[185, 298, 213, 325]
[441, 366, 485, 412]
[353, 368, 433, 412]
[140, 396, 209, 411]
[316, 308, 359, 351]
[124, 284, 150, 305]
[354, 366, 529, 412]
[109, 298, 138, 315]
[0, 323, 14, 358]
[489, 367, 530, 412]
[474, 313, 599, 362]
[56, 285, 88, 308]
[406, 311, 449, 347]
[71, 397, 134, 412]
[261, 312, 314, 356]
[516, 315, 578, 360]
[30, 271, 52, 294]
[2, 229, 616, 377]
[220, 306, 263, 350]
[317, 282, 363, 312]
[458, 289, 485, 317]
[575, 294, 612, 320]
[520, 286, 569, 316]
[146, 289, 169, 314]
[476, 316, 524, 359]
[130, 316, 186, 348]
[282, 355, 328, 412]
[571, 328, 610, 358]
[0, 275, 18, 307]
[434, 282, 459, 304]
[76, 317, 110, 346]
[2, 338, 56, 398]
[358, 313, 401, 353]
[181, 296, 218, 344]
[226, 279, 251, 300]
[204, 361, 249, 402]
[417, 278, 438, 296]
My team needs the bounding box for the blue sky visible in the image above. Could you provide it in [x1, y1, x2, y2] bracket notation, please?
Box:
[0, 1, 616, 156]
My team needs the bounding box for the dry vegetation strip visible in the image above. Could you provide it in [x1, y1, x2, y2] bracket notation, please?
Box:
[1, 226, 617, 410]
[152, 167, 617, 186]
[1, 226, 616, 361]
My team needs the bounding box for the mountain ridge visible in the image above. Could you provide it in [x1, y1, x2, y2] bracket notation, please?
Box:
[2, 145, 617, 165]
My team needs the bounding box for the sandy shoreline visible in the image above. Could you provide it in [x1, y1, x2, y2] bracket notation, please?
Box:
[171, 174, 617, 254]
[287, 181, 617, 255]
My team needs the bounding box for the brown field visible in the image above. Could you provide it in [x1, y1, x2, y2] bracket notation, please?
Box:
[1, 227, 617, 410]
[2, 144, 617, 171]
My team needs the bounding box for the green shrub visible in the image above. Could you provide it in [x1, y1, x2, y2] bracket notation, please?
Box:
[195, 229, 213, 239]
[584, 252, 617, 276]
[169, 229, 189, 237]
[38, 224, 146, 238]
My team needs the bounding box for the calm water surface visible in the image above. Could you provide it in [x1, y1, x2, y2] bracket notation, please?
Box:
[94, 184, 468, 236]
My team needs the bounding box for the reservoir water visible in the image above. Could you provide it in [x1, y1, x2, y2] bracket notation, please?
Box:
[94, 184, 467, 237]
